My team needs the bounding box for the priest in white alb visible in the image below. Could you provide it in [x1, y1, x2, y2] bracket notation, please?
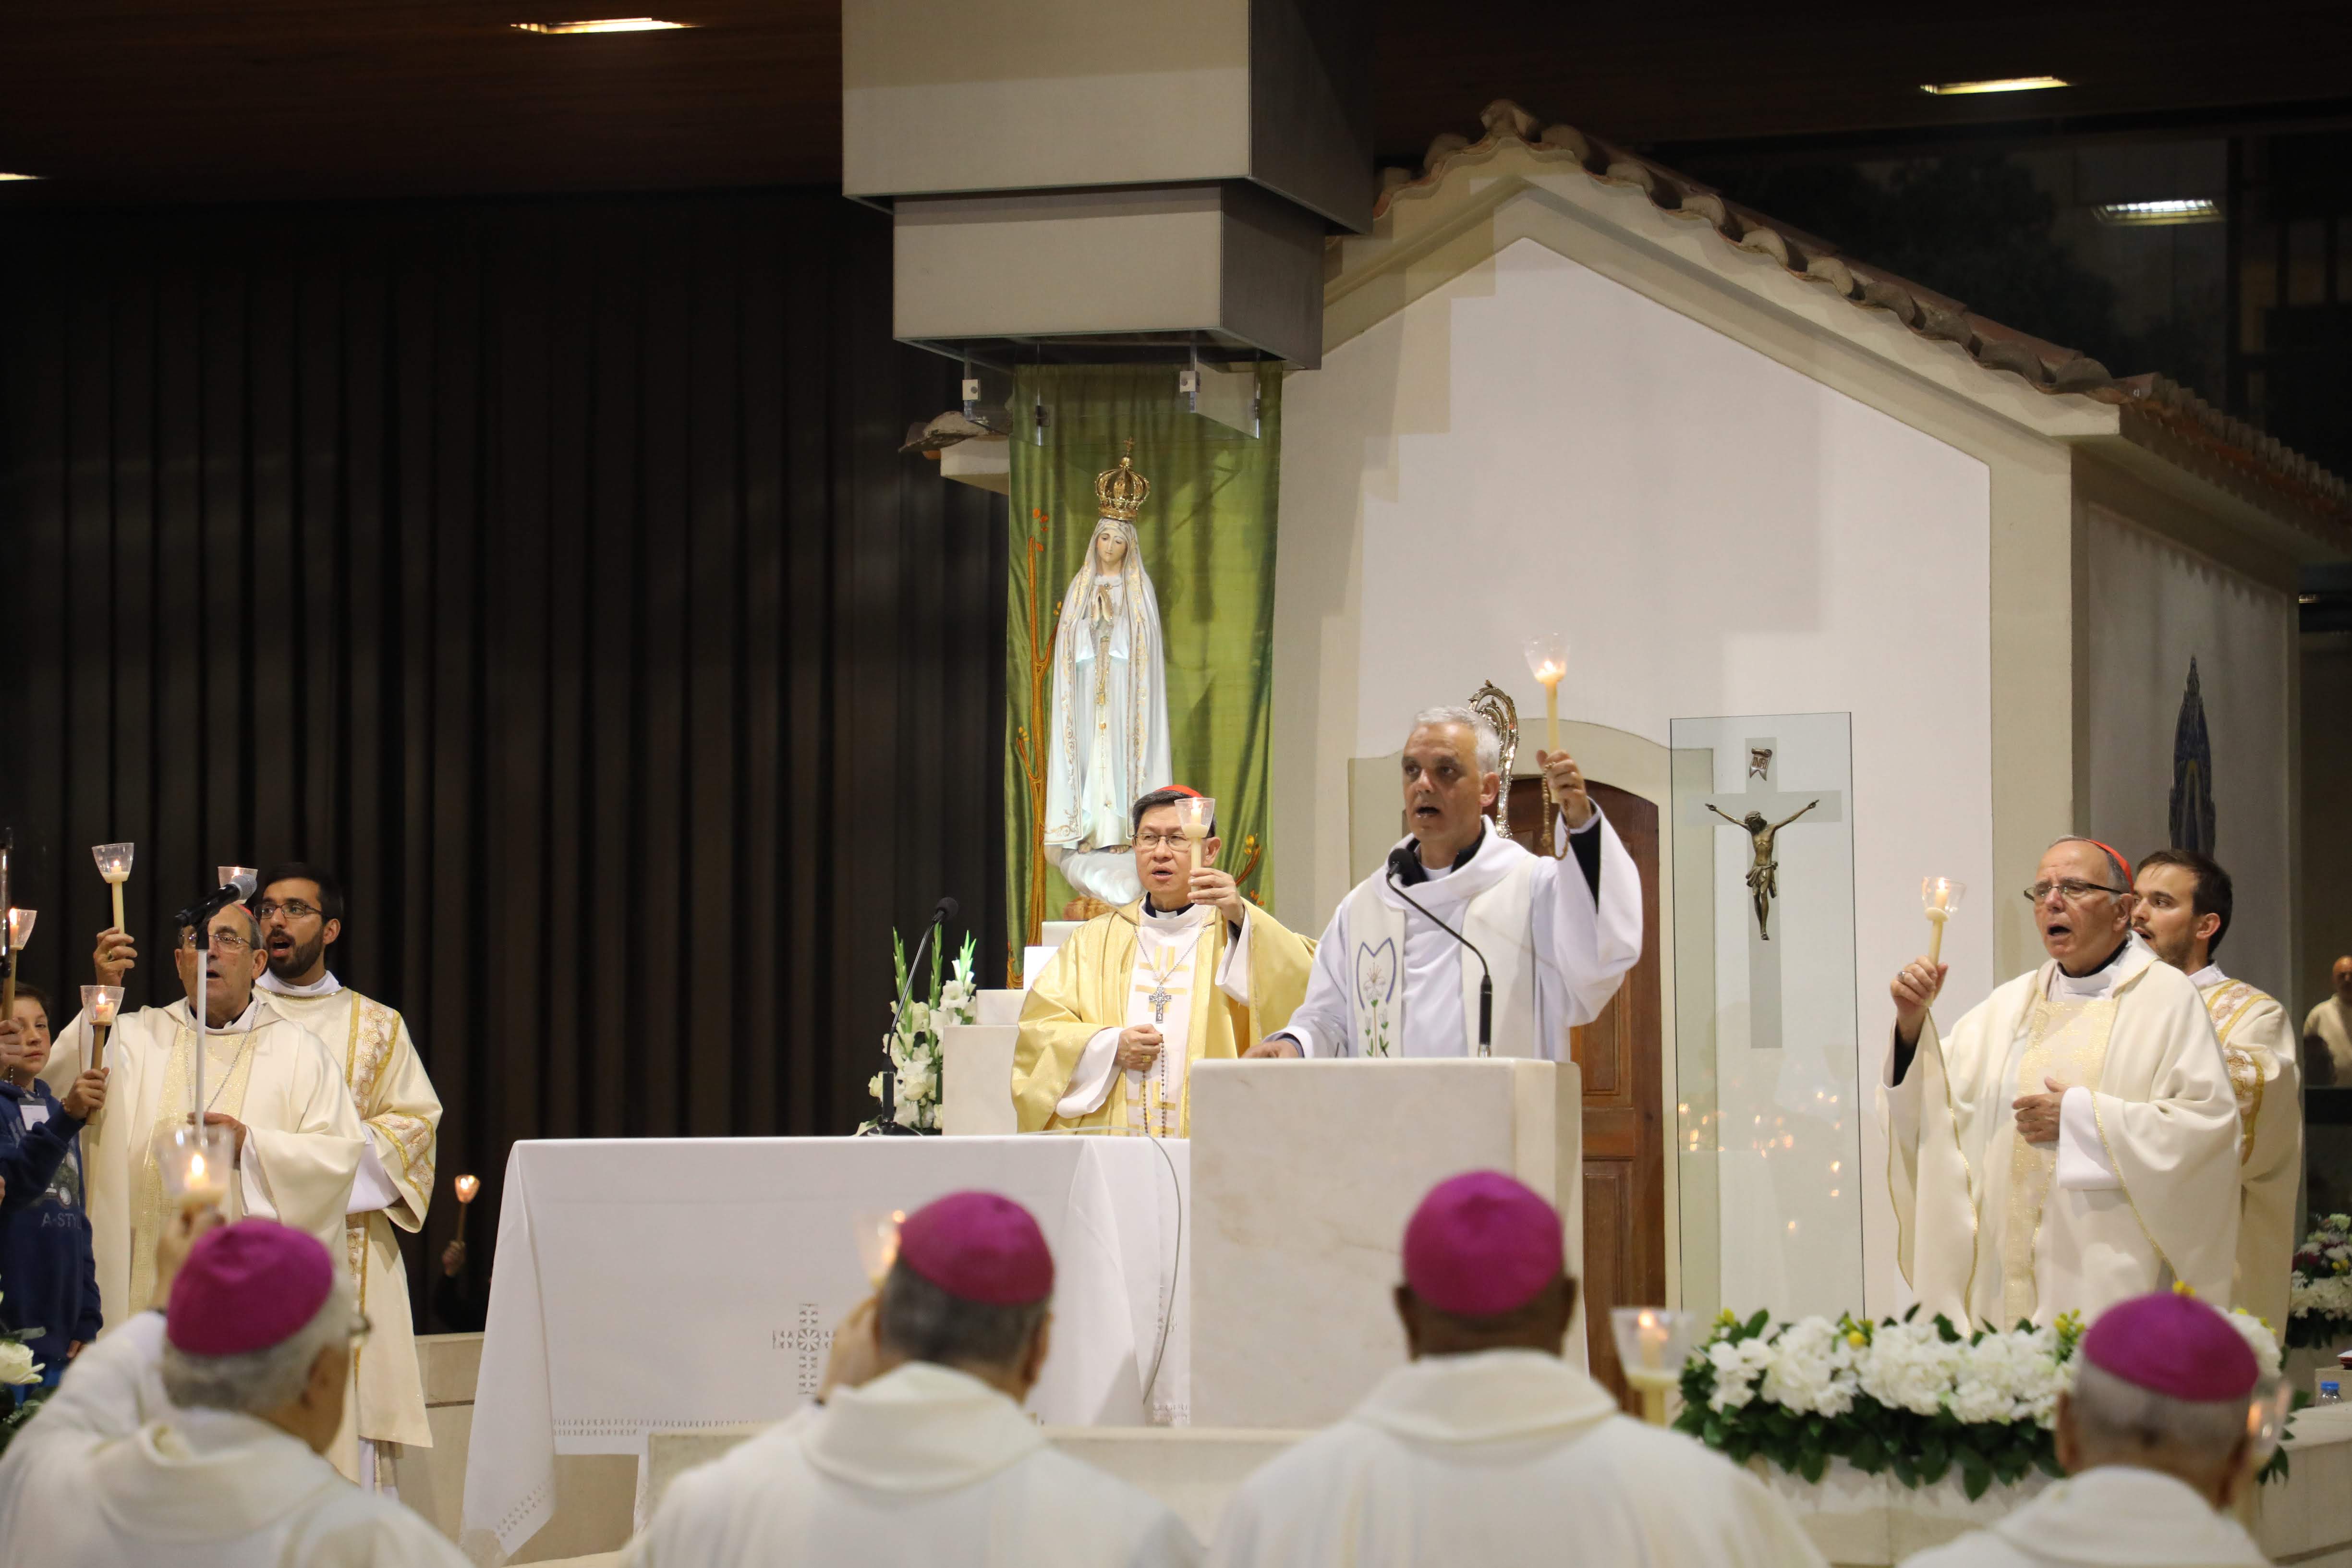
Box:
[248, 861, 441, 1486]
[627, 1190, 1200, 1567]
[1884, 838, 2241, 1329]
[1253, 707, 1640, 1061]
[1208, 1172, 1825, 1568]
[1016, 787, 1316, 1136]
[49, 901, 366, 1337]
[2132, 849, 2301, 1334]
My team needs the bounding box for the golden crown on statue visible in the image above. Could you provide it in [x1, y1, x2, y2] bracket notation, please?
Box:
[1094, 438, 1151, 521]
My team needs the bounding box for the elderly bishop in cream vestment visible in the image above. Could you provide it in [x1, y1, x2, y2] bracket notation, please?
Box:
[50, 996, 364, 1335]
[258, 971, 442, 1468]
[1883, 938, 2241, 1328]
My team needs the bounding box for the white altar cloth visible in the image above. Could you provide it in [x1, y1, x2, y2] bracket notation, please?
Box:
[460, 1134, 1189, 1563]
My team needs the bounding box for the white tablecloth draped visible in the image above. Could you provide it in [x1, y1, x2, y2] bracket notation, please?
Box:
[461, 1134, 1190, 1563]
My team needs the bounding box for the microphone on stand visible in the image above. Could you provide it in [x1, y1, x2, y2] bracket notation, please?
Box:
[173, 868, 258, 934]
[873, 896, 959, 1136]
[1385, 846, 1492, 1056]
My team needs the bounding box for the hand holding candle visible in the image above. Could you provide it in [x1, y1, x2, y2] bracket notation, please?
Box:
[93, 843, 134, 934]
[82, 983, 123, 1072]
[1921, 877, 1966, 966]
[453, 1172, 481, 1244]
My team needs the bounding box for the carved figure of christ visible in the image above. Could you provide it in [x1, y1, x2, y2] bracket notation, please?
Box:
[1690, 738, 1844, 1051]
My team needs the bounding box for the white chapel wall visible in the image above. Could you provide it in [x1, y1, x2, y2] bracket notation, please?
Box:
[1273, 236, 1995, 1316]
[2085, 502, 2296, 997]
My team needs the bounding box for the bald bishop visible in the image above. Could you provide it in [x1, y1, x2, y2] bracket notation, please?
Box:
[1885, 839, 2242, 1329]
[49, 904, 365, 1337]
[1017, 788, 1315, 1136]
[1258, 708, 1639, 1062]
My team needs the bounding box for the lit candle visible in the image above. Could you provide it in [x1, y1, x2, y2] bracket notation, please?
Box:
[453, 1172, 481, 1245]
[1, 907, 31, 1020]
[1920, 877, 1967, 967]
[854, 1208, 907, 1287]
[1609, 1305, 1691, 1426]
[1521, 632, 1568, 761]
[156, 1122, 234, 1213]
[1175, 793, 1218, 878]
[82, 983, 123, 1072]
[93, 842, 134, 935]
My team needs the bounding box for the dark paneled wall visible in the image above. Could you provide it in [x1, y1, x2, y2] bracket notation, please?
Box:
[0, 189, 1006, 1324]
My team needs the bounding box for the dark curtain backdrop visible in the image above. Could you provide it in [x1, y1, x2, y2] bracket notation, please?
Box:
[0, 188, 1007, 1328]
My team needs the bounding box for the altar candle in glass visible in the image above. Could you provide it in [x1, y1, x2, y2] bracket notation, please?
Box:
[155, 1121, 235, 1213]
[453, 1173, 481, 1244]
[93, 843, 134, 932]
[1175, 793, 1217, 876]
[1609, 1306, 1692, 1425]
[1521, 634, 1568, 757]
[1921, 877, 1966, 966]
[83, 983, 123, 1071]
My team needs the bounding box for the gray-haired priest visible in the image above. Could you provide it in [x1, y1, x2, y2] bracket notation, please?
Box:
[1253, 707, 1642, 1061]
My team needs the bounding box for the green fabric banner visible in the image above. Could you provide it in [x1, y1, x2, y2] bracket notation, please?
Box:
[1002, 365, 1282, 984]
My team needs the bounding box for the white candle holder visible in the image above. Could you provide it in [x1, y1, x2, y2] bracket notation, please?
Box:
[1921, 877, 1967, 965]
[82, 983, 124, 1071]
[93, 842, 134, 933]
[453, 1173, 480, 1243]
[153, 1121, 236, 1213]
[1609, 1306, 1694, 1425]
[1175, 794, 1217, 875]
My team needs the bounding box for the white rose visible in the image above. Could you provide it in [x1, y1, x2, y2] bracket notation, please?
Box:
[0, 1340, 41, 1386]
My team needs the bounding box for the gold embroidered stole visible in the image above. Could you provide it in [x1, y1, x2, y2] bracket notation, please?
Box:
[342, 993, 434, 1278]
[129, 1020, 260, 1309]
[2001, 991, 2117, 1325]
[2202, 980, 2266, 1166]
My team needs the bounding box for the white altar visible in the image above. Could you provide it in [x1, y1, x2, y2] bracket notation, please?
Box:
[460, 1134, 1189, 1561]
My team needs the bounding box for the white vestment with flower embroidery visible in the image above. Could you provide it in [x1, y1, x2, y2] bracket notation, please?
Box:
[1207, 1349, 1825, 1568]
[47, 999, 364, 1341]
[260, 978, 442, 1471]
[1882, 941, 2240, 1330]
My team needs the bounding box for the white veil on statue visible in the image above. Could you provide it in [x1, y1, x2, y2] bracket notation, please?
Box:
[1043, 449, 1171, 905]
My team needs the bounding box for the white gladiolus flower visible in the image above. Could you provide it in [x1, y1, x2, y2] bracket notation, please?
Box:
[0, 1341, 41, 1386]
[905, 1002, 931, 1034]
[868, 1072, 885, 1102]
[892, 1095, 921, 1128]
[897, 1058, 934, 1103]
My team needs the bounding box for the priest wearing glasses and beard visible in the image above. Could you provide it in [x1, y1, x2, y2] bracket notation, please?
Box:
[1251, 707, 1641, 1063]
[1883, 838, 2241, 1330]
[1014, 788, 1316, 1137]
[48, 902, 365, 1340]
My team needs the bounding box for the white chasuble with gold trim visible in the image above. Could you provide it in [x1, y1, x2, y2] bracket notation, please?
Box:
[1882, 940, 2241, 1329]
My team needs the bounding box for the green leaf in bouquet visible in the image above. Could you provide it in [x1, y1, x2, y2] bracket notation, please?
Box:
[1744, 1307, 1771, 1338]
[1798, 1446, 1828, 1484]
[1960, 1459, 1992, 1501]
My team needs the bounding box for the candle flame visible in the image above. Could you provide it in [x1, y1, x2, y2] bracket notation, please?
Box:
[454, 1174, 481, 1203]
[188, 1154, 206, 1180]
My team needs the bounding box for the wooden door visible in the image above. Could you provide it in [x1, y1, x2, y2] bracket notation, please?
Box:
[1505, 778, 1666, 1405]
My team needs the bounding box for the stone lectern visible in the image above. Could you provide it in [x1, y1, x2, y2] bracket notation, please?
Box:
[1188, 1058, 1584, 1429]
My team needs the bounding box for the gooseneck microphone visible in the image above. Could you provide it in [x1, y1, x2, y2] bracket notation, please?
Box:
[1385, 847, 1492, 1056]
[873, 896, 961, 1135]
[174, 867, 259, 934]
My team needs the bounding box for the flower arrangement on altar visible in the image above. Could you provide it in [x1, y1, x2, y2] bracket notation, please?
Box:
[0, 1291, 52, 1455]
[864, 931, 978, 1132]
[2288, 1214, 2352, 1349]
[1676, 1300, 2286, 1497]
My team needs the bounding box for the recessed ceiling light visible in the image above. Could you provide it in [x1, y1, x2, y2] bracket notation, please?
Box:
[0, 172, 41, 182]
[1919, 76, 2070, 96]
[512, 17, 691, 33]
[2094, 198, 2222, 226]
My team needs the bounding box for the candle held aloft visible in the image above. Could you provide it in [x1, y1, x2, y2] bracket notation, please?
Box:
[1174, 793, 1217, 876]
[1920, 877, 1967, 967]
[93, 842, 134, 933]
[83, 984, 123, 1072]
[453, 1172, 481, 1243]
[1521, 633, 1569, 758]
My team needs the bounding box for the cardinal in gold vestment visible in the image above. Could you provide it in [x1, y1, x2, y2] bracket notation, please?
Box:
[1015, 788, 1314, 1137]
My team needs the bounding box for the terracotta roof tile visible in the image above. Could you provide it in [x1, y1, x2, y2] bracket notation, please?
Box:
[1365, 99, 2351, 541]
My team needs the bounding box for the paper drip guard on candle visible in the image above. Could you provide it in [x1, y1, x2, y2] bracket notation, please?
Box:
[82, 984, 124, 1070]
[94, 842, 134, 932]
[452, 1172, 481, 1243]
[1174, 792, 1217, 874]
[154, 1121, 237, 1212]
[1608, 1306, 1694, 1425]
[1921, 877, 1967, 966]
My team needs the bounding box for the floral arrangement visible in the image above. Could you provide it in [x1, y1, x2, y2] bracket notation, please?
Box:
[2289, 1214, 2352, 1350]
[864, 931, 978, 1132]
[1677, 1301, 2286, 1498]
[0, 1292, 50, 1456]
